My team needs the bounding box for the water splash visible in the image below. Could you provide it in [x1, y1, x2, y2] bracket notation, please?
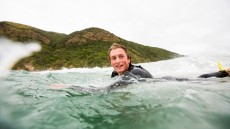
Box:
[0, 38, 41, 76]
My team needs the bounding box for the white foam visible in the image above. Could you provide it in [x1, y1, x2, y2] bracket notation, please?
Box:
[139, 55, 230, 78]
[34, 66, 113, 74]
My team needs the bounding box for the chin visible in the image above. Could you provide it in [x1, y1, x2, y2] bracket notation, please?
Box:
[116, 70, 125, 74]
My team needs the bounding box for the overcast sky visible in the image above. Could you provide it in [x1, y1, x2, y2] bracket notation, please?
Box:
[0, 0, 230, 56]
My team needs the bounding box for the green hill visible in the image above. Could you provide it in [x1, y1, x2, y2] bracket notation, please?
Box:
[0, 21, 182, 71]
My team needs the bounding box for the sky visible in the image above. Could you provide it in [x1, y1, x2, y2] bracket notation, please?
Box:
[0, 0, 230, 56]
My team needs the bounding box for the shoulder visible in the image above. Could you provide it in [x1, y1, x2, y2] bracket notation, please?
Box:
[130, 65, 153, 78]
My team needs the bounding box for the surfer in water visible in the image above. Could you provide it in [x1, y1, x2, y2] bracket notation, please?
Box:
[108, 45, 230, 80]
[109, 43, 153, 79]
[51, 43, 228, 91]
[51, 43, 153, 91]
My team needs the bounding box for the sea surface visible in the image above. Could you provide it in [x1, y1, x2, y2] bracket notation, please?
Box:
[0, 54, 230, 129]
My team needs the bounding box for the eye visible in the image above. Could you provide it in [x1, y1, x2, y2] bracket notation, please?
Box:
[118, 55, 124, 59]
[111, 56, 116, 61]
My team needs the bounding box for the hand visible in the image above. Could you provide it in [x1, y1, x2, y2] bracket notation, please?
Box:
[226, 68, 230, 75]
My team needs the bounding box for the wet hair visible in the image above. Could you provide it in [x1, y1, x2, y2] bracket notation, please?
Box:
[108, 43, 131, 60]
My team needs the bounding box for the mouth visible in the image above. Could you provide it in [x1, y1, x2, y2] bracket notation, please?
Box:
[116, 64, 124, 69]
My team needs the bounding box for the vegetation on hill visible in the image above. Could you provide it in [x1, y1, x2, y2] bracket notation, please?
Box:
[0, 21, 182, 71]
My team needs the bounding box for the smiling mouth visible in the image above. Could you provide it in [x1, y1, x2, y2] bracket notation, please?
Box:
[116, 64, 123, 69]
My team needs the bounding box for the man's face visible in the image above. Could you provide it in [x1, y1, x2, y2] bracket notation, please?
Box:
[109, 48, 130, 76]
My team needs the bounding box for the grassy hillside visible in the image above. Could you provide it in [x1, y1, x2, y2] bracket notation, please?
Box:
[0, 21, 182, 71]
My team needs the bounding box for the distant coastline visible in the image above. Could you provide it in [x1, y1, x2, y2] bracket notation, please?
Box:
[0, 21, 183, 71]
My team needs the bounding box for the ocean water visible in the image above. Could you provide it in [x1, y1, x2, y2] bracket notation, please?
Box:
[0, 39, 230, 129]
[1, 55, 230, 129]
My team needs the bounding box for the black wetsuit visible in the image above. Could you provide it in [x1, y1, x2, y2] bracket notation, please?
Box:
[70, 64, 153, 92]
[111, 64, 153, 79]
[69, 67, 229, 93]
[199, 70, 229, 78]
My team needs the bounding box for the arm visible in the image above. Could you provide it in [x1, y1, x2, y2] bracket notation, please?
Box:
[199, 70, 229, 78]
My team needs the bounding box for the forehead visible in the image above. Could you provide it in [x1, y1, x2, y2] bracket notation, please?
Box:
[109, 48, 126, 57]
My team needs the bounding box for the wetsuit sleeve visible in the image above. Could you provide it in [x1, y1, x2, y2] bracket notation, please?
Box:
[198, 70, 229, 78]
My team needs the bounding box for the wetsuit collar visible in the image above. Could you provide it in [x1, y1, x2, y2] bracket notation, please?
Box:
[111, 64, 134, 78]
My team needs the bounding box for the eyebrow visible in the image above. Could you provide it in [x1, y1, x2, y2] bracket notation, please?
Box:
[111, 54, 125, 57]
